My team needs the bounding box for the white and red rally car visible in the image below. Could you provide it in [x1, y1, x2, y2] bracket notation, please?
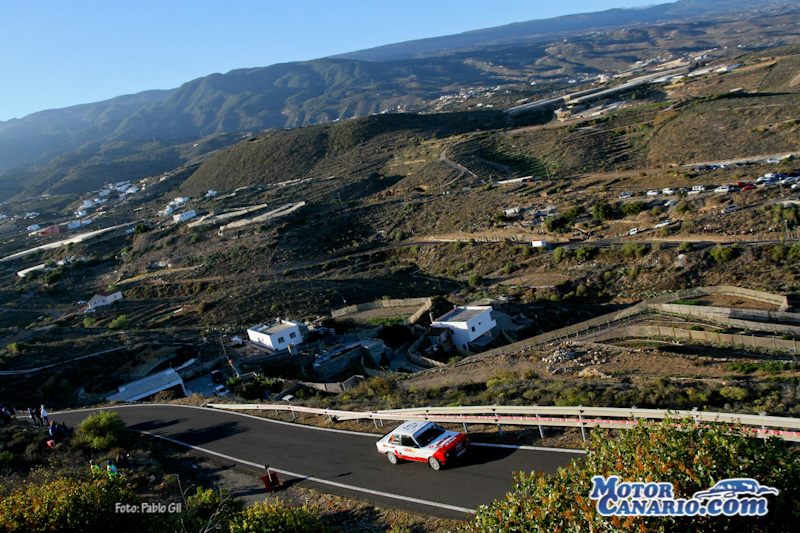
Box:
[376, 421, 469, 470]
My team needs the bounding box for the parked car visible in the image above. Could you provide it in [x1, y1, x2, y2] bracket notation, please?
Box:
[662, 188, 675, 195]
[714, 185, 732, 193]
[213, 385, 230, 397]
[720, 204, 738, 214]
[654, 220, 671, 229]
[791, 182, 800, 189]
[376, 421, 470, 470]
[780, 176, 798, 185]
[687, 189, 701, 196]
[692, 185, 706, 192]
[627, 228, 639, 236]
[646, 190, 659, 196]
[210, 370, 225, 384]
[663, 200, 677, 207]
[741, 185, 756, 191]
[618, 191, 632, 199]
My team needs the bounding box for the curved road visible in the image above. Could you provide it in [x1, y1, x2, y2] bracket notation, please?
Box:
[56, 404, 581, 520]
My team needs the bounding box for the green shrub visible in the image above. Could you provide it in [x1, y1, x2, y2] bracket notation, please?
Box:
[468, 273, 484, 287]
[621, 201, 646, 217]
[108, 315, 130, 330]
[708, 245, 737, 263]
[621, 243, 649, 259]
[679, 241, 693, 252]
[229, 500, 332, 533]
[78, 411, 129, 450]
[575, 245, 596, 262]
[463, 418, 800, 533]
[0, 475, 149, 532]
[553, 246, 569, 263]
[592, 201, 613, 221]
[83, 317, 97, 327]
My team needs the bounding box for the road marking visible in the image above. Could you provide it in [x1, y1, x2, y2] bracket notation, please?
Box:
[472, 442, 585, 454]
[55, 404, 379, 437]
[55, 404, 588, 452]
[135, 429, 476, 515]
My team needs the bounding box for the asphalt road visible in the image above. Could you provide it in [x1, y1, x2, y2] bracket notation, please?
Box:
[55, 404, 582, 519]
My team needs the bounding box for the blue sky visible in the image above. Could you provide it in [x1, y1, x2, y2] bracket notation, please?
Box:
[0, 1, 665, 121]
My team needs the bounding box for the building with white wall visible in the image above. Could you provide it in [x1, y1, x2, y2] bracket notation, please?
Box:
[247, 319, 305, 351]
[88, 290, 123, 308]
[173, 210, 197, 223]
[431, 306, 496, 352]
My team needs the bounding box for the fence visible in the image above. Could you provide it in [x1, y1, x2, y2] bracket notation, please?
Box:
[407, 352, 447, 368]
[207, 402, 800, 443]
[331, 297, 432, 319]
[469, 286, 794, 359]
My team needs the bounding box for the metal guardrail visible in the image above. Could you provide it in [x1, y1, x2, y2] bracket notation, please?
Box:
[207, 403, 800, 443]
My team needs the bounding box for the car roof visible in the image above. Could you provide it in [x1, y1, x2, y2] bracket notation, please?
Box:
[392, 421, 433, 435]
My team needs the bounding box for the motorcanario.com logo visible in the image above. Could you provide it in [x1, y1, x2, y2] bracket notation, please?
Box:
[590, 476, 779, 517]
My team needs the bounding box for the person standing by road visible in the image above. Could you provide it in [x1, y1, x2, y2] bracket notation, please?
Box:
[39, 404, 49, 426]
[28, 407, 41, 428]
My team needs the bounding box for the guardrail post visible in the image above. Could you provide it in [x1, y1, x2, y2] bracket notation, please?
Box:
[291, 410, 297, 420]
[760, 412, 767, 440]
[328, 414, 333, 423]
[373, 419, 379, 429]
[463, 423, 469, 433]
[497, 424, 503, 437]
[578, 406, 586, 442]
[535, 404, 545, 439]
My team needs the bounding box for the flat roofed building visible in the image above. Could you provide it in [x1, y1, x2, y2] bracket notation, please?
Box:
[431, 306, 496, 353]
[247, 319, 304, 351]
[107, 368, 186, 402]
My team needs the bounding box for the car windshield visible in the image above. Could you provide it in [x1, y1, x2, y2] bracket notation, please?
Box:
[415, 424, 445, 447]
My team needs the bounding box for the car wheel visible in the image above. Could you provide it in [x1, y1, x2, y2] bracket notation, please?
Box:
[428, 457, 441, 471]
[387, 453, 398, 465]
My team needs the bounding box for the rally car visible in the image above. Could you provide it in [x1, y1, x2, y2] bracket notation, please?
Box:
[376, 421, 469, 470]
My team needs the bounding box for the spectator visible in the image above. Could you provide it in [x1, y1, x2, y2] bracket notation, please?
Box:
[48, 421, 66, 442]
[28, 407, 41, 428]
[116, 452, 132, 470]
[106, 460, 118, 478]
[39, 405, 49, 426]
[0, 406, 11, 426]
[89, 459, 103, 476]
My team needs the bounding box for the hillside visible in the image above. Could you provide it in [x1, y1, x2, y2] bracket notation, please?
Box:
[1, 0, 799, 201]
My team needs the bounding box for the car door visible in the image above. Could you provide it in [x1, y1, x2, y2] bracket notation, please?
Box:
[399, 435, 420, 460]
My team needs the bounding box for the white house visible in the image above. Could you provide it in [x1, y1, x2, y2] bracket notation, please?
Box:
[26, 224, 41, 232]
[431, 306, 496, 352]
[88, 290, 123, 308]
[247, 319, 305, 351]
[81, 199, 96, 209]
[205, 190, 217, 198]
[173, 210, 197, 223]
[67, 221, 81, 230]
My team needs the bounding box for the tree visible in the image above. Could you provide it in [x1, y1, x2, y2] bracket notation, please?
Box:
[463, 418, 800, 533]
[468, 273, 484, 287]
[621, 201, 646, 217]
[593, 201, 613, 221]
